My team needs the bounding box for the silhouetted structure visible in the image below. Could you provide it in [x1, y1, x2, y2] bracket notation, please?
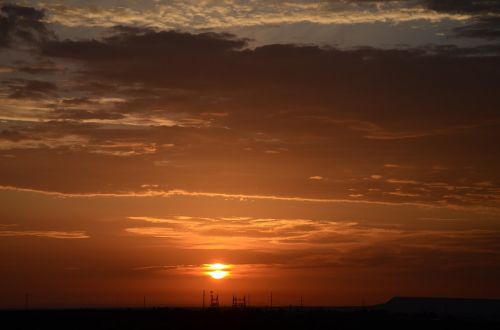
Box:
[232, 295, 246, 309]
[209, 291, 219, 308]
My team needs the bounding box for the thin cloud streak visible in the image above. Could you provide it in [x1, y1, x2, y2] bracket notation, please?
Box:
[0, 230, 89, 239]
[2, 184, 499, 215]
[0, 184, 416, 206]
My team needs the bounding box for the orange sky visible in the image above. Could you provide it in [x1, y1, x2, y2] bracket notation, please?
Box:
[1, 1, 500, 308]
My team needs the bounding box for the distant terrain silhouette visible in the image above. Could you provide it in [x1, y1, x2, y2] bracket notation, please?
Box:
[2, 297, 499, 330]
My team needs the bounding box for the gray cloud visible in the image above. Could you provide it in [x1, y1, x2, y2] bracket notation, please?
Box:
[423, 0, 500, 14]
[0, 4, 54, 49]
[6, 79, 57, 99]
[455, 16, 500, 39]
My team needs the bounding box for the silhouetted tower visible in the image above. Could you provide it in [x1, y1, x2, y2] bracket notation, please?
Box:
[209, 291, 219, 308]
[202, 290, 206, 310]
[232, 295, 246, 309]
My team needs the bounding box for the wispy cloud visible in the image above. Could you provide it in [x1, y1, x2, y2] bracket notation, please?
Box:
[1, 185, 498, 216]
[125, 215, 500, 254]
[126, 216, 364, 249]
[0, 230, 89, 239]
[133, 262, 280, 279]
[123, 215, 500, 276]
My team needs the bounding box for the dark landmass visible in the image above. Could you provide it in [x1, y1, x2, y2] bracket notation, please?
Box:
[377, 296, 500, 317]
[2, 297, 499, 330]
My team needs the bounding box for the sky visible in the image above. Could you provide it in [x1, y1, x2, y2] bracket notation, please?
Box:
[0, 0, 500, 308]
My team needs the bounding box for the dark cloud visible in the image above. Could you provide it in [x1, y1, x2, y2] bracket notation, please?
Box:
[455, 16, 500, 39]
[0, 129, 30, 142]
[423, 0, 500, 14]
[52, 109, 125, 120]
[41, 28, 500, 127]
[348, 0, 500, 15]
[39, 29, 248, 95]
[61, 97, 92, 105]
[417, 0, 500, 41]
[42, 28, 246, 62]
[6, 79, 57, 99]
[420, 0, 500, 40]
[16, 60, 62, 74]
[0, 4, 54, 49]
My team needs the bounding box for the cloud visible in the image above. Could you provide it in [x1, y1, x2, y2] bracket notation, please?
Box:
[0, 229, 89, 239]
[133, 262, 281, 280]
[30, 0, 470, 31]
[0, 21, 498, 211]
[6, 183, 498, 220]
[129, 216, 496, 249]
[42, 27, 247, 62]
[125, 215, 383, 249]
[418, 1, 500, 40]
[0, 4, 54, 49]
[123, 214, 500, 279]
[52, 109, 125, 120]
[454, 16, 500, 40]
[0, 65, 15, 73]
[0, 167, 499, 216]
[0, 133, 88, 151]
[423, 0, 500, 14]
[40, 28, 247, 91]
[6, 79, 58, 99]
[33, 28, 500, 146]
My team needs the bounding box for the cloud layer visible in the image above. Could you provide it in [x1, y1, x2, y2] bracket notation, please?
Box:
[0, 21, 498, 209]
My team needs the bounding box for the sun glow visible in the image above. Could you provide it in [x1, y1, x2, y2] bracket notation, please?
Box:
[205, 263, 231, 280]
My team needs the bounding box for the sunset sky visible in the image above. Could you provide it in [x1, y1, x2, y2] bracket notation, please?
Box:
[1, 0, 500, 308]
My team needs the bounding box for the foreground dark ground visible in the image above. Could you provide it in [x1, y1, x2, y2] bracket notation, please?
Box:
[2, 307, 500, 330]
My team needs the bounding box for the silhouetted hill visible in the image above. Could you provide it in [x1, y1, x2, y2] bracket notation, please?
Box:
[377, 296, 500, 318]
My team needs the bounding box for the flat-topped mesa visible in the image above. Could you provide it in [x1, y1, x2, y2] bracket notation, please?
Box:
[378, 296, 500, 317]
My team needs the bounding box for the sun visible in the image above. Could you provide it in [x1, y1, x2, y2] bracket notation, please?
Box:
[205, 263, 231, 280]
[209, 270, 228, 279]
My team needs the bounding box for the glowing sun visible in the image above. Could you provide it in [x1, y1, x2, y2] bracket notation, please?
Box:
[205, 263, 230, 280]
